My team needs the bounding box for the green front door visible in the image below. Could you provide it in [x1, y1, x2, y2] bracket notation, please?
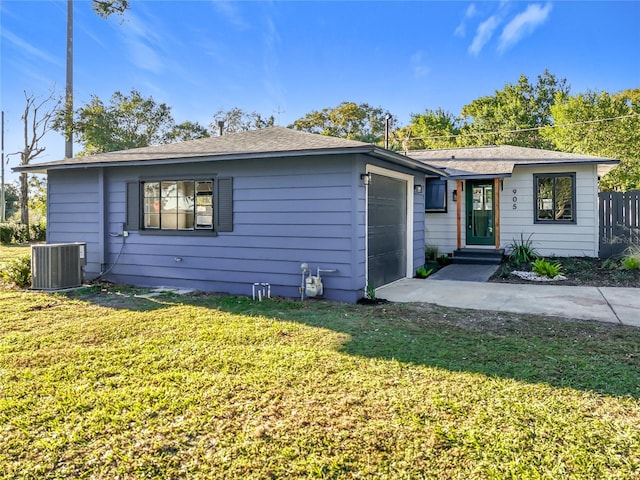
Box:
[465, 180, 495, 245]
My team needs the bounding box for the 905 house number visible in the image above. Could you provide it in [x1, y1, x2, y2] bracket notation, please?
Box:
[512, 188, 518, 210]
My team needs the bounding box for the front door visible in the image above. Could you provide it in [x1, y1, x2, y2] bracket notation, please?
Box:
[466, 180, 495, 245]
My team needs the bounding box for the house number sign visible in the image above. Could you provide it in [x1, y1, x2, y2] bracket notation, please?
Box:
[512, 189, 518, 210]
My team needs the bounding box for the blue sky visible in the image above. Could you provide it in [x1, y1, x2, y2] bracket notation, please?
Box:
[1, 0, 639, 180]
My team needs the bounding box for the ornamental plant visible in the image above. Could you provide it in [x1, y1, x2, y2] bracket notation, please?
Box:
[508, 233, 538, 267]
[532, 258, 563, 278]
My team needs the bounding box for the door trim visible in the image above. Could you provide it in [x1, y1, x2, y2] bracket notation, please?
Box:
[465, 180, 496, 246]
[365, 164, 414, 286]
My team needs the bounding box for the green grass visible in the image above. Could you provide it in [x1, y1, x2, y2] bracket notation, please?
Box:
[0, 284, 639, 479]
[0, 244, 30, 266]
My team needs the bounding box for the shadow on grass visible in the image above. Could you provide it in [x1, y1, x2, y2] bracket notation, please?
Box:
[203, 296, 640, 399]
[63, 289, 640, 399]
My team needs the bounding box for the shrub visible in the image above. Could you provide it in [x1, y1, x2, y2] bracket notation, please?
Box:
[0, 254, 31, 288]
[621, 256, 640, 270]
[425, 244, 439, 262]
[30, 222, 47, 242]
[621, 246, 640, 270]
[532, 258, 563, 278]
[0, 223, 30, 244]
[415, 266, 433, 278]
[508, 233, 538, 267]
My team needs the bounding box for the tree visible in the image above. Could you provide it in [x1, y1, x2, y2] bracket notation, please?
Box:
[290, 102, 392, 143]
[402, 108, 460, 150]
[168, 121, 210, 142]
[28, 176, 47, 224]
[15, 90, 61, 227]
[92, 0, 129, 18]
[459, 70, 569, 148]
[2, 183, 20, 220]
[542, 88, 640, 190]
[211, 108, 275, 135]
[65, 90, 179, 154]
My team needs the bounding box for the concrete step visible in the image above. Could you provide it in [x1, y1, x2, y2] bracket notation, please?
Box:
[452, 248, 504, 265]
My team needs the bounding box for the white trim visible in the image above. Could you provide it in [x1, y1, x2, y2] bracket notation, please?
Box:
[365, 164, 415, 285]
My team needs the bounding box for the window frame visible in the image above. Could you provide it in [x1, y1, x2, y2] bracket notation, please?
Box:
[424, 178, 448, 213]
[126, 175, 233, 236]
[533, 172, 577, 225]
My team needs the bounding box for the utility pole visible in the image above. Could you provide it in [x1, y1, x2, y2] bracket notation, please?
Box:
[1, 111, 5, 222]
[65, 0, 73, 158]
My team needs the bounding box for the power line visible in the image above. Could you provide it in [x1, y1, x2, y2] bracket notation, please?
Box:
[400, 112, 640, 142]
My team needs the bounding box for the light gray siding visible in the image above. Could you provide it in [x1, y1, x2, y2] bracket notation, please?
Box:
[424, 165, 600, 257]
[500, 165, 599, 257]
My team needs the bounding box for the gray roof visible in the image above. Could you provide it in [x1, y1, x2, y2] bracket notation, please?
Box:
[16, 126, 445, 176]
[409, 145, 619, 178]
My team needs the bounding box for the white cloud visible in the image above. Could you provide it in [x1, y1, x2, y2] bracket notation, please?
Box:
[1, 29, 61, 65]
[210, 1, 250, 30]
[498, 2, 552, 53]
[411, 52, 430, 78]
[454, 3, 478, 37]
[468, 15, 501, 56]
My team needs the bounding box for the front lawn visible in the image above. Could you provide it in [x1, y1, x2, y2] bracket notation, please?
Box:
[1, 284, 638, 479]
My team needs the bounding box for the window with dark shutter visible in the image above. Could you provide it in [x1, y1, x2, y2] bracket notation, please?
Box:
[129, 176, 233, 235]
[425, 178, 447, 212]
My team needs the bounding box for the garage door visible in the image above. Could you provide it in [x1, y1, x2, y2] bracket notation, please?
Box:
[367, 173, 407, 288]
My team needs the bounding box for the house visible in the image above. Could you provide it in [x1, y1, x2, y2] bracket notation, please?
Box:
[16, 127, 444, 303]
[408, 145, 619, 258]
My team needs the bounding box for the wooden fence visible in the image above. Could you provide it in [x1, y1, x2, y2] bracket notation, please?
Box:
[599, 190, 640, 257]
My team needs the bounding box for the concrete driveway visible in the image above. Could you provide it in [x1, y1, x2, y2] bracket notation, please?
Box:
[377, 278, 640, 328]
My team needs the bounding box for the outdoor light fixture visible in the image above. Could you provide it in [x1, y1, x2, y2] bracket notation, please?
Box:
[452, 189, 458, 202]
[414, 184, 423, 194]
[361, 173, 371, 186]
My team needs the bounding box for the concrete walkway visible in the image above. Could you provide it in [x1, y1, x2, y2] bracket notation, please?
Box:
[377, 278, 640, 327]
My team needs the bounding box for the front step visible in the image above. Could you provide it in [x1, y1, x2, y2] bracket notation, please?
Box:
[452, 248, 504, 265]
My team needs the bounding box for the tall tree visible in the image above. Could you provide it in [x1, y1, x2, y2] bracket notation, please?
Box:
[211, 108, 275, 135]
[290, 102, 392, 143]
[542, 88, 640, 191]
[169, 121, 210, 142]
[402, 108, 460, 150]
[58, 90, 209, 154]
[15, 90, 61, 226]
[65, 90, 176, 154]
[459, 70, 569, 148]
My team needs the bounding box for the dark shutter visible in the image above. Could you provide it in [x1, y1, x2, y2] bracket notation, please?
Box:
[216, 177, 233, 232]
[125, 182, 140, 230]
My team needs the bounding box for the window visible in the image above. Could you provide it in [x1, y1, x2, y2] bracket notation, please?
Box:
[534, 173, 576, 223]
[126, 177, 233, 234]
[425, 178, 447, 212]
[142, 180, 212, 230]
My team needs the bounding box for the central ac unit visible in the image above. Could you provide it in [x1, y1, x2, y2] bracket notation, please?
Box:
[31, 243, 87, 290]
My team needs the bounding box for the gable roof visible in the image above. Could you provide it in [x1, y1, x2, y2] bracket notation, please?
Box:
[408, 145, 619, 179]
[15, 126, 445, 176]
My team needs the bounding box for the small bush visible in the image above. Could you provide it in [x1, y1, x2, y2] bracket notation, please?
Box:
[508, 233, 538, 267]
[415, 266, 433, 278]
[621, 256, 640, 270]
[30, 222, 47, 242]
[437, 254, 452, 266]
[0, 254, 31, 288]
[0, 223, 30, 244]
[532, 258, 563, 278]
[620, 246, 640, 270]
[425, 245, 439, 262]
